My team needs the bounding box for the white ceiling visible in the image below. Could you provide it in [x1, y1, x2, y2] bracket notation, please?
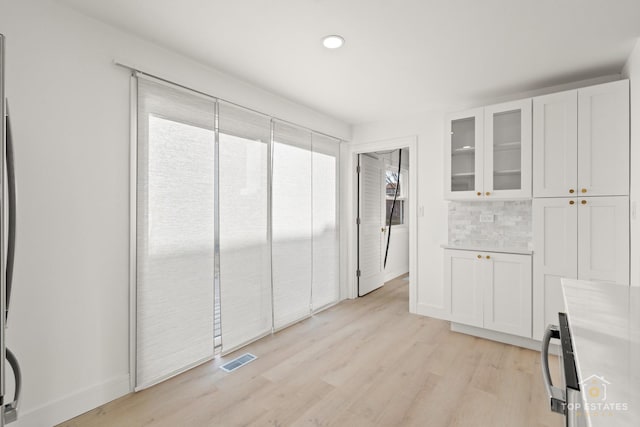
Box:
[58, 0, 640, 125]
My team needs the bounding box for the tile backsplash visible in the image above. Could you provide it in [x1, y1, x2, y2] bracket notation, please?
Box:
[448, 200, 532, 250]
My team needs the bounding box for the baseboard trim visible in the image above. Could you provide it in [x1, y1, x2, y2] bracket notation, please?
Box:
[451, 323, 560, 356]
[14, 374, 130, 427]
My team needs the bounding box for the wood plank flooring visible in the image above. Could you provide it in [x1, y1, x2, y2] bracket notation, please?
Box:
[60, 275, 563, 427]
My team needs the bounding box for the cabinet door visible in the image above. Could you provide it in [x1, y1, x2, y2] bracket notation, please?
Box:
[532, 198, 578, 340]
[578, 80, 629, 196]
[484, 253, 532, 338]
[484, 99, 532, 199]
[445, 108, 484, 200]
[578, 196, 629, 285]
[533, 90, 578, 198]
[445, 250, 483, 327]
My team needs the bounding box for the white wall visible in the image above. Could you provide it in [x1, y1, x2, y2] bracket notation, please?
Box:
[623, 37, 640, 288]
[352, 114, 448, 315]
[0, 1, 351, 425]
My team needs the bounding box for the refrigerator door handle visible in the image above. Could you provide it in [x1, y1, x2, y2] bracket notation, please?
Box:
[541, 324, 566, 415]
[5, 101, 15, 319]
[2, 349, 19, 424]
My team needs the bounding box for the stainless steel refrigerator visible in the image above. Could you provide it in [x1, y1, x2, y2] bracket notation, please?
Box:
[0, 33, 21, 427]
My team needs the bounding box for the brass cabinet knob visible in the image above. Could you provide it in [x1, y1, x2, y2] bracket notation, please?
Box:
[581, 188, 587, 193]
[485, 191, 491, 196]
[569, 189, 575, 194]
[581, 200, 587, 205]
[477, 254, 482, 259]
[569, 200, 575, 205]
[485, 255, 491, 259]
[477, 192, 481, 196]
[381, 227, 386, 232]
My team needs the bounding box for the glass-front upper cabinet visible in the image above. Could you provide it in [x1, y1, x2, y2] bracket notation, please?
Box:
[445, 108, 484, 200]
[483, 99, 532, 199]
[445, 100, 532, 200]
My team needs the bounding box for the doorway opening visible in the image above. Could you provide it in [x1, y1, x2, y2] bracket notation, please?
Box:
[349, 136, 417, 312]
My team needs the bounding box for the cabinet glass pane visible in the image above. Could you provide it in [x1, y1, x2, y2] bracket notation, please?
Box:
[493, 109, 521, 190]
[451, 117, 476, 192]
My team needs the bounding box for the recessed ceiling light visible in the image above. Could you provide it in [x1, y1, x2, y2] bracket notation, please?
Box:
[322, 35, 345, 49]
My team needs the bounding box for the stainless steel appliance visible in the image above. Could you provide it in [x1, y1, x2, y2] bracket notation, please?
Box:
[542, 312, 586, 427]
[1, 33, 21, 427]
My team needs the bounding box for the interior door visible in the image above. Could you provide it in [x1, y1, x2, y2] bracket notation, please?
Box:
[358, 154, 385, 296]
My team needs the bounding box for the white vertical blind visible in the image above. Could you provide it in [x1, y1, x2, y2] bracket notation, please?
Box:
[218, 101, 272, 352]
[136, 77, 215, 389]
[312, 134, 340, 309]
[134, 74, 343, 387]
[272, 122, 313, 328]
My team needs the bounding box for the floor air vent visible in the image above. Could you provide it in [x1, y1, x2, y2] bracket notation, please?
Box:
[220, 353, 257, 373]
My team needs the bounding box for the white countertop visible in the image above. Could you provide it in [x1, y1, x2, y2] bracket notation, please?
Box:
[440, 243, 533, 255]
[561, 279, 640, 427]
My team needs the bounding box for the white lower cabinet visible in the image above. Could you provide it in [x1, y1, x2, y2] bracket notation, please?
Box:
[444, 249, 532, 338]
[532, 196, 629, 340]
[446, 250, 483, 327]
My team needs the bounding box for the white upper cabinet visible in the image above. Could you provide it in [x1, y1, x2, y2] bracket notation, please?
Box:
[445, 108, 484, 200]
[533, 80, 629, 197]
[484, 99, 532, 199]
[577, 80, 630, 196]
[533, 90, 578, 197]
[445, 100, 532, 200]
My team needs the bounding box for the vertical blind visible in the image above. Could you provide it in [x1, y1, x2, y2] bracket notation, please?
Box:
[219, 101, 272, 353]
[136, 78, 216, 389]
[135, 74, 341, 388]
[272, 122, 313, 329]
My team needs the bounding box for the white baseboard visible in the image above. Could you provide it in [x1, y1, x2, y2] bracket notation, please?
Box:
[384, 269, 409, 283]
[13, 374, 130, 427]
[451, 323, 560, 356]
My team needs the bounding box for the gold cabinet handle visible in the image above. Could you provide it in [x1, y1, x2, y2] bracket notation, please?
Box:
[485, 255, 491, 259]
[477, 192, 482, 196]
[477, 254, 482, 259]
[381, 227, 387, 232]
[485, 191, 491, 196]
[581, 188, 587, 193]
[581, 200, 587, 205]
[569, 200, 575, 205]
[569, 189, 575, 194]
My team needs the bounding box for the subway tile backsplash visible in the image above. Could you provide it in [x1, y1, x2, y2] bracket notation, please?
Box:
[448, 200, 532, 250]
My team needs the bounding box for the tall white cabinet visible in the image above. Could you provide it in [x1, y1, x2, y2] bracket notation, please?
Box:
[532, 197, 629, 339]
[532, 79, 630, 340]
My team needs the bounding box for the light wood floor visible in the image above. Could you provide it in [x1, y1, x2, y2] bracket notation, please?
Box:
[60, 275, 562, 427]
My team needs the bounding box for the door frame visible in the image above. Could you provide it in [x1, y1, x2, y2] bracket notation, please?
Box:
[347, 136, 418, 313]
